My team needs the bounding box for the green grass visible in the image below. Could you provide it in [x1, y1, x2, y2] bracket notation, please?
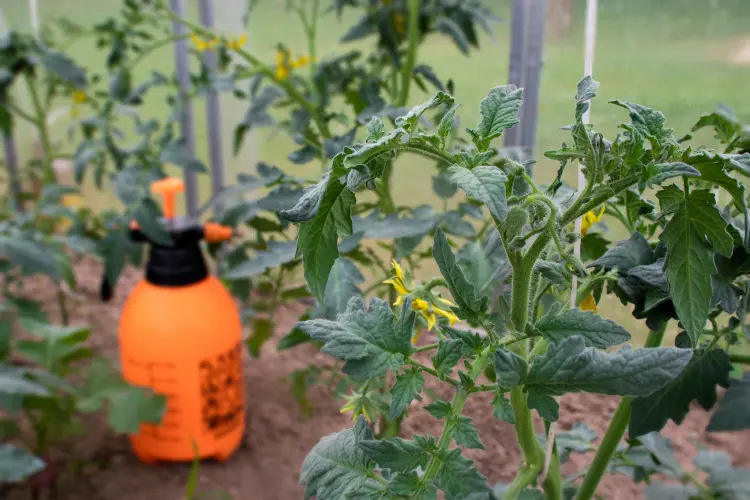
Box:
[3, 0, 750, 345]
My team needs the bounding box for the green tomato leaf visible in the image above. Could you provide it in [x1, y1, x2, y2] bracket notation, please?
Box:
[644, 482, 699, 500]
[438, 104, 460, 143]
[454, 416, 485, 450]
[691, 105, 741, 145]
[433, 228, 489, 322]
[525, 335, 692, 396]
[389, 368, 424, 419]
[246, 317, 273, 358]
[707, 373, 750, 432]
[40, 50, 86, 87]
[323, 257, 364, 318]
[301, 417, 375, 500]
[660, 189, 733, 343]
[527, 388, 559, 422]
[223, 241, 298, 280]
[395, 91, 454, 131]
[282, 168, 356, 303]
[492, 348, 528, 388]
[492, 392, 515, 424]
[297, 297, 413, 379]
[640, 162, 700, 190]
[0, 234, 63, 281]
[0, 444, 45, 483]
[630, 348, 731, 437]
[534, 307, 631, 349]
[467, 85, 524, 151]
[590, 232, 654, 272]
[688, 153, 750, 250]
[424, 400, 452, 420]
[610, 100, 675, 147]
[359, 435, 435, 472]
[448, 165, 508, 222]
[435, 448, 490, 499]
[433, 171, 458, 199]
[432, 339, 463, 377]
[0, 364, 48, 397]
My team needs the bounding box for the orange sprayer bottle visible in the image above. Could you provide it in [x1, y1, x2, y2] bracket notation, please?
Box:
[114, 178, 244, 464]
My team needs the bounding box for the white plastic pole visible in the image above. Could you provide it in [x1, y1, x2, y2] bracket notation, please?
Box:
[28, 0, 40, 35]
[570, 0, 598, 309]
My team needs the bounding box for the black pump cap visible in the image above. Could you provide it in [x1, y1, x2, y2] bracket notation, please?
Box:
[130, 221, 209, 287]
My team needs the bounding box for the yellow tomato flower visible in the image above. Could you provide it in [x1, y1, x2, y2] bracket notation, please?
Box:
[274, 48, 314, 81]
[191, 33, 218, 52]
[383, 260, 460, 344]
[580, 294, 598, 313]
[227, 33, 247, 51]
[392, 13, 406, 35]
[581, 205, 605, 236]
[71, 90, 86, 104]
[339, 388, 379, 423]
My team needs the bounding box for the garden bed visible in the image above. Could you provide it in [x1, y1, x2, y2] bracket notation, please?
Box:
[6, 259, 750, 500]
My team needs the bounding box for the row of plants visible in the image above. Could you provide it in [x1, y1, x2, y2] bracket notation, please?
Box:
[1, 0, 749, 498]
[0, 0, 501, 494]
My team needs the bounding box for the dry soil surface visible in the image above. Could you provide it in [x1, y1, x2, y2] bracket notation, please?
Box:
[6, 258, 750, 500]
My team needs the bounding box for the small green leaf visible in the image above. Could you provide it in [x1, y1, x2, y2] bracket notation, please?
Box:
[0, 444, 45, 483]
[366, 117, 385, 141]
[284, 168, 356, 303]
[359, 436, 434, 472]
[640, 162, 700, 189]
[0, 364, 48, 397]
[644, 482, 699, 500]
[492, 349, 528, 388]
[323, 257, 364, 317]
[433, 229, 488, 322]
[132, 198, 171, 246]
[301, 417, 375, 500]
[433, 171, 458, 199]
[527, 388, 559, 422]
[297, 297, 412, 379]
[395, 91, 454, 131]
[630, 348, 731, 437]
[454, 416, 485, 450]
[467, 85, 524, 151]
[707, 373, 750, 432]
[610, 100, 675, 147]
[448, 165, 508, 221]
[389, 369, 424, 419]
[432, 339, 463, 377]
[424, 400, 452, 420]
[534, 308, 631, 349]
[591, 232, 654, 272]
[246, 317, 273, 358]
[525, 336, 692, 396]
[660, 189, 733, 343]
[40, 50, 86, 87]
[492, 392, 515, 423]
[438, 104, 460, 142]
[435, 448, 490, 498]
[691, 106, 740, 145]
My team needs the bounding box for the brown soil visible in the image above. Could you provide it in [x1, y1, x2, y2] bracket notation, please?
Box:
[6, 258, 750, 500]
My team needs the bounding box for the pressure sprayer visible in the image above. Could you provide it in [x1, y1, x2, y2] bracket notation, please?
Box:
[102, 177, 245, 464]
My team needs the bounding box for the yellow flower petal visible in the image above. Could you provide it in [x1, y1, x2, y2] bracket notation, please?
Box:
[580, 294, 597, 313]
[412, 299, 430, 312]
[71, 90, 86, 104]
[436, 297, 456, 307]
[391, 259, 405, 281]
[276, 65, 288, 80]
[426, 313, 436, 331]
[394, 295, 403, 307]
[433, 306, 459, 326]
[581, 205, 605, 236]
[291, 55, 310, 69]
[361, 406, 371, 423]
[384, 278, 409, 296]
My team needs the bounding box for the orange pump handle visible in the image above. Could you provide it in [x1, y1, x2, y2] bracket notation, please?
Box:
[204, 222, 233, 243]
[150, 177, 184, 220]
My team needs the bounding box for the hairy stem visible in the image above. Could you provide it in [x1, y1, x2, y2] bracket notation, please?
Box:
[397, 0, 421, 107]
[411, 349, 490, 498]
[25, 73, 55, 184]
[574, 324, 667, 500]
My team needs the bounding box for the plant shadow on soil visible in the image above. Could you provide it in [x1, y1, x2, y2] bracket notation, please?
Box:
[5, 258, 750, 500]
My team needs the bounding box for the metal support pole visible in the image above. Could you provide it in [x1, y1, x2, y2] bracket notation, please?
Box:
[504, 0, 527, 150]
[198, 0, 225, 215]
[519, 0, 547, 160]
[170, 0, 199, 217]
[3, 134, 23, 212]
